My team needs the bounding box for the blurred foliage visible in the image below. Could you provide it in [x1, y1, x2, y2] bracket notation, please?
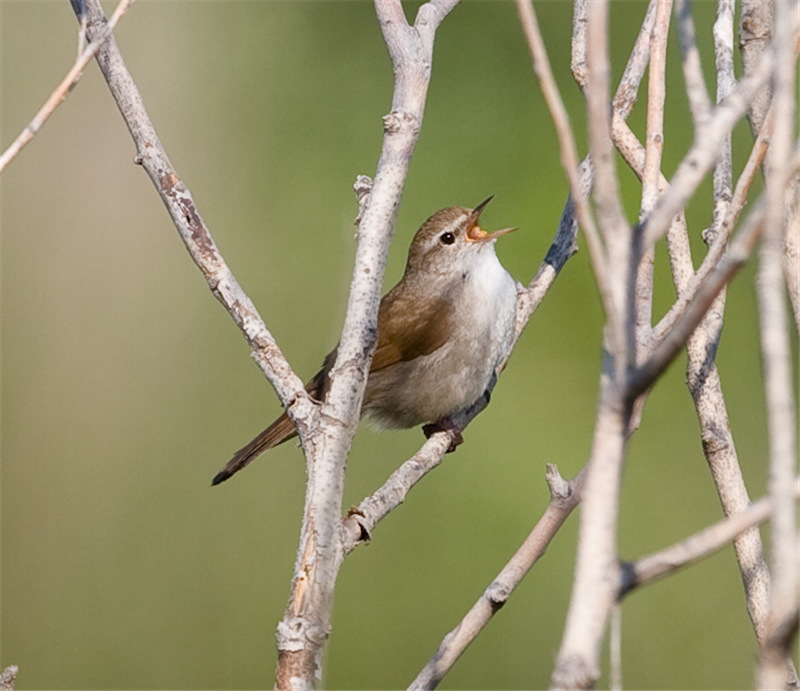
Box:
[1, 1, 797, 689]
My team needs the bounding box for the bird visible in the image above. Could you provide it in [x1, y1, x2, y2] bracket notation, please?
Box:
[212, 197, 518, 485]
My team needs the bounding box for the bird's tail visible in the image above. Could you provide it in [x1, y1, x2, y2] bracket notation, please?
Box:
[211, 413, 297, 486]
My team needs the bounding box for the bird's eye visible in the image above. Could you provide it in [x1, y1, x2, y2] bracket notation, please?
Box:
[439, 232, 455, 245]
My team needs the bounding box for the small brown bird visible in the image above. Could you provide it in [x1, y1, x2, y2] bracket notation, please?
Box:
[212, 197, 517, 485]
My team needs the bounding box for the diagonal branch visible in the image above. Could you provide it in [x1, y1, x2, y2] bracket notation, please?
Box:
[67, 0, 310, 419]
[620, 477, 800, 597]
[409, 465, 586, 691]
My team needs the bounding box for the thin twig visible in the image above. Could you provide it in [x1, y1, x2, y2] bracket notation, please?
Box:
[0, 0, 135, 173]
[640, 15, 800, 251]
[674, 0, 712, 126]
[516, 0, 611, 332]
[586, 0, 631, 368]
[635, 0, 671, 360]
[621, 478, 800, 596]
[612, 0, 658, 119]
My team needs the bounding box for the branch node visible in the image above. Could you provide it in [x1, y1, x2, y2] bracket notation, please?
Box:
[382, 110, 418, 134]
[545, 462, 571, 503]
[0, 666, 19, 691]
[353, 175, 373, 227]
[345, 506, 371, 543]
[484, 580, 510, 613]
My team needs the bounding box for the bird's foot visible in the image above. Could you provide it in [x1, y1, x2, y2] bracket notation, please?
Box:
[423, 418, 463, 453]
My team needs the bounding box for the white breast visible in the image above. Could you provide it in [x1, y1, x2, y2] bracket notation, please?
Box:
[366, 242, 517, 429]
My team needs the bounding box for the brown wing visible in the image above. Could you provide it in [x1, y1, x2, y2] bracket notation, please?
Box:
[370, 289, 455, 372]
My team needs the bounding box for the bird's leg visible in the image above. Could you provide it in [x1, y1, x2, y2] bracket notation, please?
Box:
[422, 418, 464, 453]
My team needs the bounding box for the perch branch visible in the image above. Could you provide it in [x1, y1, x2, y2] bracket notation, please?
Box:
[341, 161, 584, 555]
[675, 0, 712, 126]
[275, 2, 460, 687]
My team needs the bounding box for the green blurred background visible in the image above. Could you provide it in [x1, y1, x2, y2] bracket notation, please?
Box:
[2, 1, 797, 689]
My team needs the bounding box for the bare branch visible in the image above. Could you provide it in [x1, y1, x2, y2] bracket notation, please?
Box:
[612, 0, 658, 119]
[786, 193, 800, 336]
[517, 0, 609, 322]
[635, 0, 672, 361]
[0, 0, 134, 173]
[756, 1, 800, 685]
[621, 478, 800, 596]
[640, 16, 800, 251]
[739, 0, 773, 134]
[674, 0, 712, 126]
[610, 63, 778, 656]
[275, 2, 461, 686]
[629, 194, 768, 398]
[651, 96, 778, 344]
[341, 433, 452, 553]
[409, 465, 586, 691]
[68, 0, 310, 417]
[586, 0, 631, 368]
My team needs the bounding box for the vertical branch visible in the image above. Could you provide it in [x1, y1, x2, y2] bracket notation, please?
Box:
[755, 1, 800, 687]
[739, 0, 800, 337]
[739, 0, 773, 134]
[552, 3, 633, 688]
[585, 0, 631, 369]
[636, 0, 672, 362]
[274, 2, 459, 688]
[675, 0, 712, 125]
[672, 0, 785, 676]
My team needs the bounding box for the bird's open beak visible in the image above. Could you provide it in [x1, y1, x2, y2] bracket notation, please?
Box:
[467, 196, 517, 242]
